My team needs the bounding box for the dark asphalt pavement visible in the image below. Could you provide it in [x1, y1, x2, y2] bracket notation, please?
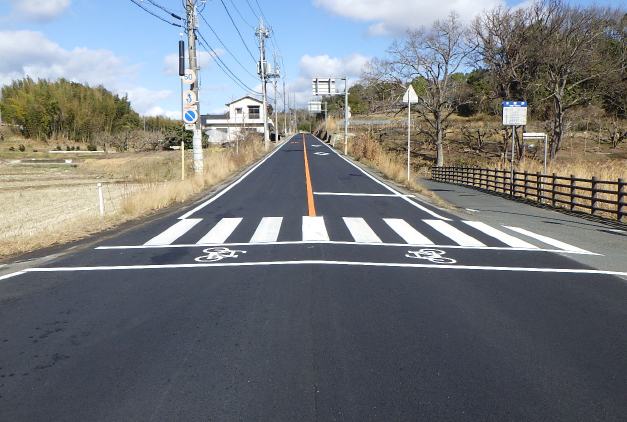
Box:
[1, 134, 626, 421]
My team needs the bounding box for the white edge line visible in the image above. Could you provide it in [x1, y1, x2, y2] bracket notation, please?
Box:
[94, 241, 601, 255]
[178, 137, 292, 220]
[8, 261, 627, 278]
[317, 139, 451, 220]
[0, 270, 26, 281]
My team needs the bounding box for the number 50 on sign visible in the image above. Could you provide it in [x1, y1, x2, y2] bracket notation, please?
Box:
[182, 69, 196, 85]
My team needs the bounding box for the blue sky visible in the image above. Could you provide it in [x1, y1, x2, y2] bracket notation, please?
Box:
[0, 0, 622, 119]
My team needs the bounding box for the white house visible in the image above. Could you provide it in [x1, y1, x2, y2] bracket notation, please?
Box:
[201, 96, 274, 143]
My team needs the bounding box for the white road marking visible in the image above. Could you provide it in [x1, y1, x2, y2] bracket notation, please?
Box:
[424, 220, 486, 247]
[463, 221, 538, 249]
[249, 217, 283, 243]
[302, 216, 330, 241]
[96, 242, 598, 254]
[197, 218, 243, 244]
[3, 261, 624, 279]
[144, 218, 202, 246]
[384, 218, 434, 245]
[177, 137, 291, 220]
[343, 217, 382, 243]
[316, 141, 452, 220]
[504, 226, 591, 254]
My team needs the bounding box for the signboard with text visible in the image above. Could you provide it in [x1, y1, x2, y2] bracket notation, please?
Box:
[502, 101, 527, 126]
[312, 78, 336, 95]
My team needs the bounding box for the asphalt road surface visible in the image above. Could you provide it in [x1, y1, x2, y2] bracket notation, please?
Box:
[1, 134, 626, 421]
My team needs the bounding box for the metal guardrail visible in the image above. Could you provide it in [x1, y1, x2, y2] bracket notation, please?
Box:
[431, 166, 627, 222]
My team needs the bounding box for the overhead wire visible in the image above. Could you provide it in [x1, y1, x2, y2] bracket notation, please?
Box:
[142, 0, 182, 20]
[128, 0, 181, 27]
[196, 30, 262, 96]
[218, 0, 258, 62]
[226, 0, 255, 28]
[198, 13, 258, 80]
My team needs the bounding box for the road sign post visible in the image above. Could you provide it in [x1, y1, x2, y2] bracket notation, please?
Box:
[523, 132, 548, 193]
[503, 101, 528, 194]
[313, 77, 348, 152]
[403, 85, 419, 181]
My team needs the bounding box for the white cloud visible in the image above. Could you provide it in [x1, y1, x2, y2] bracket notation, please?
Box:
[288, 53, 371, 108]
[0, 30, 175, 116]
[0, 30, 135, 87]
[298, 53, 371, 79]
[3, 0, 72, 23]
[163, 49, 225, 76]
[124, 87, 174, 116]
[314, 0, 503, 36]
[143, 106, 182, 120]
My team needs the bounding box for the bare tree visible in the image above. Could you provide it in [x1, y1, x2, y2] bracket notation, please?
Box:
[528, 0, 626, 159]
[472, 5, 537, 102]
[364, 12, 474, 166]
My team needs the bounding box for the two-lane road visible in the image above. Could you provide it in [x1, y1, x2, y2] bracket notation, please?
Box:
[1, 133, 626, 421]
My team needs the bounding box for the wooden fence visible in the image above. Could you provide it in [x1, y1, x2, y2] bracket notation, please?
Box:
[431, 166, 627, 222]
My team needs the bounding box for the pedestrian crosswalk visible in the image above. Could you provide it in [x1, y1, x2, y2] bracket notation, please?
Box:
[143, 216, 591, 254]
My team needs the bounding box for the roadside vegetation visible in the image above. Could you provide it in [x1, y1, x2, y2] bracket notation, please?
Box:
[313, 0, 627, 186]
[0, 129, 265, 260]
[2, 0, 627, 257]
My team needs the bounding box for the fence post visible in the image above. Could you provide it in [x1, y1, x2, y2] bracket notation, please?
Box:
[618, 178, 626, 222]
[536, 172, 542, 203]
[97, 183, 104, 216]
[551, 173, 557, 206]
[570, 174, 577, 211]
[591, 176, 598, 215]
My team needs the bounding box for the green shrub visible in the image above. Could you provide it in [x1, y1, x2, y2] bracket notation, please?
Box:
[18, 144, 26, 152]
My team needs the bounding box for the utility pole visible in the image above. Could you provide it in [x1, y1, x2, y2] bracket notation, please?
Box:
[344, 77, 349, 155]
[255, 18, 271, 149]
[186, 0, 203, 174]
[272, 51, 279, 140]
[282, 75, 287, 136]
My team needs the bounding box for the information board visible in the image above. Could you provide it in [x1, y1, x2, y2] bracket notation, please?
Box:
[502, 101, 527, 126]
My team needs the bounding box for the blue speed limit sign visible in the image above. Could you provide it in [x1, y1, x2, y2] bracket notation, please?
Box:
[183, 109, 198, 124]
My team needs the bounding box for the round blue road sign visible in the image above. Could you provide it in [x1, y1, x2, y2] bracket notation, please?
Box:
[184, 109, 198, 124]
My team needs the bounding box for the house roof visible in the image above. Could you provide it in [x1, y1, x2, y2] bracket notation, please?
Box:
[202, 114, 229, 123]
[225, 95, 263, 106]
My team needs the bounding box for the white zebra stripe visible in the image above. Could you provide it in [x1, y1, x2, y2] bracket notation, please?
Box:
[197, 218, 243, 244]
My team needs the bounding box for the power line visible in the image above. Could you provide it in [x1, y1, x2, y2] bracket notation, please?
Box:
[227, 0, 255, 28]
[143, 0, 183, 20]
[196, 31, 261, 96]
[219, 0, 258, 62]
[198, 12, 258, 79]
[128, 0, 181, 27]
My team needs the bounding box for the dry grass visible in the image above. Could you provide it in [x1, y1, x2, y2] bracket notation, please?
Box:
[0, 137, 266, 260]
[346, 133, 447, 206]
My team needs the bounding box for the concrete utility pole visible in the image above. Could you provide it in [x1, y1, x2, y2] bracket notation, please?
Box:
[255, 18, 271, 149]
[272, 51, 279, 140]
[344, 77, 349, 155]
[282, 75, 287, 136]
[186, 0, 203, 174]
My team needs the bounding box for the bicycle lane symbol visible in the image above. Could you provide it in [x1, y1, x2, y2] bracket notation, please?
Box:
[195, 247, 247, 263]
[405, 249, 457, 264]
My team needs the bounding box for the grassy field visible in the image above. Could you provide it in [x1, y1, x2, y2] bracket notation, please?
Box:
[0, 129, 266, 260]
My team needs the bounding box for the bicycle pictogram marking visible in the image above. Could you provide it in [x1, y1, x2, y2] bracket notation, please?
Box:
[195, 247, 247, 263]
[405, 249, 456, 264]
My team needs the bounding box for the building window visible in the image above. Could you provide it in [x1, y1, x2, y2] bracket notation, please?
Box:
[235, 108, 242, 114]
[248, 105, 260, 119]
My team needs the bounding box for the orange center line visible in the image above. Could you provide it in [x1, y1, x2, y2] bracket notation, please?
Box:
[302, 134, 316, 217]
